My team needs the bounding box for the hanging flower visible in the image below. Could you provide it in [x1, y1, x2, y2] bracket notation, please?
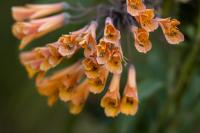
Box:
[104, 17, 120, 44]
[82, 57, 100, 79]
[101, 74, 121, 117]
[36, 61, 83, 105]
[78, 21, 98, 57]
[12, 2, 69, 21]
[58, 34, 79, 58]
[88, 66, 109, 94]
[137, 9, 158, 32]
[12, 13, 70, 49]
[20, 42, 62, 78]
[127, 0, 146, 16]
[121, 65, 138, 115]
[69, 79, 90, 114]
[157, 18, 184, 44]
[131, 26, 152, 53]
[105, 46, 123, 74]
[96, 39, 113, 65]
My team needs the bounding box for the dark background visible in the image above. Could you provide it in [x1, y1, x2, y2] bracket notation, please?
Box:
[0, 0, 200, 133]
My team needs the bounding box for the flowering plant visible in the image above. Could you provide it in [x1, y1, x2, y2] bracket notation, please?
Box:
[11, 0, 184, 117]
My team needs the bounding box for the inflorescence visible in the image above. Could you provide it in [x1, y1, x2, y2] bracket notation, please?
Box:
[11, 0, 184, 117]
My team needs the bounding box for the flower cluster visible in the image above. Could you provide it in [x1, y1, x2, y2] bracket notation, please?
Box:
[12, 0, 184, 117]
[127, 0, 184, 53]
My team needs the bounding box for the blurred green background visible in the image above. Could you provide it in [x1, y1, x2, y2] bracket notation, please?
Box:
[0, 0, 200, 133]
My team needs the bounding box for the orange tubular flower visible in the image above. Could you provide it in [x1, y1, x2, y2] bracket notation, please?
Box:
[47, 43, 63, 66]
[78, 21, 98, 58]
[57, 25, 89, 57]
[81, 33, 97, 58]
[131, 26, 152, 53]
[101, 74, 121, 117]
[157, 18, 184, 44]
[88, 67, 109, 94]
[58, 66, 84, 102]
[58, 21, 98, 58]
[105, 46, 123, 74]
[58, 35, 79, 58]
[36, 61, 83, 105]
[20, 42, 62, 78]
[121, 65, 138, 115]
[137, 9, 158, 32]
[69, 80, 90, 114]
[96, 39, 113, 65]
[82, 57, 100, 79]
[12, 2, 69, 21]
[104, 17, 121, 44]
[35, 73, 60, 106]
[50, 62, 83, 102]
[12, 13, 70, 49]
[127, 0, 146, 16]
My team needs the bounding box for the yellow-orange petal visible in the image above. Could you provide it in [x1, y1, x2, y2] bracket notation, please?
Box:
[96, 39, 112, 64]
[88, 68, 109, 94]
[68, 102, 84, 115]
[80, 34, 97, 58]
[59, 70, 84, 102]
[104, 17, 121, 44]
[71, 80, 89, 105]
[88, 78, 105, 94]
[39, 60, 52, 71]
[36, 80, 58, 96]
[127, 0, 146, 16]
[49, 61, 82, 80]
[100, 91, 120, 117]
[134, 37, 152, 53]
[157, 18, 184, 44]
[47, 94, 58, 107]
[100, 74, 121, 117]
[25, 65, 37, 78]
[59, 86, 73, 102]
[82, 58, 100, 79]
[68, 80, 89, 114]
[58, 35, 78, 57]
[138, 9, 158, 32]
[105, 47, 123, 74]
[131, 26, 152, 53]
[121, 93, 138, 115]
[102, 100, 120, 117]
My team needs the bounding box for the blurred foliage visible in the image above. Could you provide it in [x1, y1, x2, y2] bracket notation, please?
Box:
[0, 0, 200, 133]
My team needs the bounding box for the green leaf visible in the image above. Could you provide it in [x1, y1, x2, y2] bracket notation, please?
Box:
[138, 79, 164, 101]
